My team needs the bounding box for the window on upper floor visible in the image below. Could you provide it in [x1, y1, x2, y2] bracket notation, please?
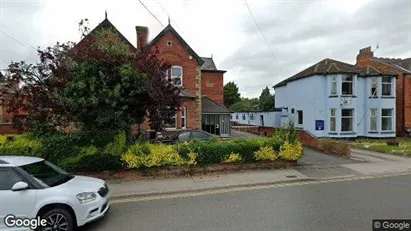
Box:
[171, 66, 183, 86]
[382, 77, 392, 96]
[330, 76, 337, 95]
[342, 75, 353, 95]
[370, 108, 377, 131]
[371, 77, 378, 96]
[329, 108, 336, 132]
[250, 114, 254, 120]
[381, 109, 393, 131]
[341, 109, 354, 132]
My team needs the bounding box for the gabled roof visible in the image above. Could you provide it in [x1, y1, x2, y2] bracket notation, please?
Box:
[146, 24, 204, 66]
[372, 57, 411, 74]
[76, 18, 137, 52]
[274, 58, 397, 88]
[202, 96, 232, 114]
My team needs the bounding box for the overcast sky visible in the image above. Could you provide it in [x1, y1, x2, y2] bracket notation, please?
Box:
[1, 0, 410, 98]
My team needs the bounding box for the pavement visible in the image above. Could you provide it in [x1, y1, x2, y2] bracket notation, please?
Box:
[230, 129, 260, 139]
[81, 173, 411, 231]
[107, 147, 411, 200]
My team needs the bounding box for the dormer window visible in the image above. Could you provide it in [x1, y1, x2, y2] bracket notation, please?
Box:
[171, 66, 183, 86]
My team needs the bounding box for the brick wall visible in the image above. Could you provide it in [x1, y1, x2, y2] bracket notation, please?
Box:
[0, 124, 19, 134]
[201, 71, 224, 105]
[355, 47, 409, 136]
[147, 32, 201, 129]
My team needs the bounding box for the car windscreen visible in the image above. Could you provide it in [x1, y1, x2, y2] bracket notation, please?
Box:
[20, 160, 72, 187]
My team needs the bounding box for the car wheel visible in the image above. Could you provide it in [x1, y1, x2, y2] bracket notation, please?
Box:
[39, 207, 74, 231]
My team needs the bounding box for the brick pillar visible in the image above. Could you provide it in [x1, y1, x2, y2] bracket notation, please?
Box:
[195, 66, 202, 129]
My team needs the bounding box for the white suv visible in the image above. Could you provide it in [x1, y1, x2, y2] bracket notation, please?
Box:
[0, 156, 110, 231]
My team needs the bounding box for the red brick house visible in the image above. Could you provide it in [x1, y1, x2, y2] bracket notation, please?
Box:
[356, 46, 411, 136]
[80, 17, 232, 137]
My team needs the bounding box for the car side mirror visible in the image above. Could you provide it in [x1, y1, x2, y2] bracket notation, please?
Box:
[12, 181, 29, 191]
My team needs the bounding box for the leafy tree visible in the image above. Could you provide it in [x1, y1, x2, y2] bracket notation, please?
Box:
[229, 98, 259, 112]
[258, 86, 275, 110]
[223, 81, 241, 106]
[0, 20, 181, 141]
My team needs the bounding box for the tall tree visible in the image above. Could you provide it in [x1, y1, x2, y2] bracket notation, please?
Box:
[258, 86, 275, 110]
[0, 21, 181, 140]
[229, 98, 259, 112]
[223, 81, 241, 106]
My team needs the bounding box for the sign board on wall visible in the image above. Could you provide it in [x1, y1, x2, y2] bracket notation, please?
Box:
[315, 120, 324, 130]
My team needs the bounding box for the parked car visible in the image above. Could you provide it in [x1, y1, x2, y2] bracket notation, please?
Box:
[0, 156, 110, 231]
[156, 129, 216, 144]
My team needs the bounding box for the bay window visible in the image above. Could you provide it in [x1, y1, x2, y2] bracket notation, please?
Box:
[381, 109, 393, 131]
[164, 110, 177, 129]
[382, 77, 392, 96]
[342, 75, 353, 95]
[341, 109, 354, 132]
[181, 106, 186, 129]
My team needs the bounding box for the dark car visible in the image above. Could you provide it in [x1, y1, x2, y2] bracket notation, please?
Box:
[156, 130, 215, 144]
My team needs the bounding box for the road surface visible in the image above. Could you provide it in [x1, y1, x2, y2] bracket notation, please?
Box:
[81, 173, 411, 231]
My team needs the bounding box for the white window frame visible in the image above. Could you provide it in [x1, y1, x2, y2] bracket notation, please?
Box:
[164, 109, 177, 130]
[341, 75, 354, 96]
[330, 76, 337, 95]
[371, 77, 378, 96]
[341, 109, 354, 132]
[370, 108, 377, 132]
[235, 114, 239, 120]
[242, 114, 246, 120]
[381, 77, 392, 96]
[381, 108, 393, 131]
[171, 66, 183, 87]
[181, 106, 186, 129]
[329, 108, 336, 132]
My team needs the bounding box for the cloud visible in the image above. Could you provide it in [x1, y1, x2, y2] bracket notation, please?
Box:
[1, 0, 410, 98]
[221, 0, 411, 97]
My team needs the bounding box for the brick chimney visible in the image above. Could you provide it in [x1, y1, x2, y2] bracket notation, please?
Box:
[356, 46, 373, 67]
[135, 26, 149, 52]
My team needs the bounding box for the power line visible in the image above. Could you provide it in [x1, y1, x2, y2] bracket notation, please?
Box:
[0, 29, 38, 52]
[155, 0, 181, 29]
[243, 0, 283, 73]
[138, 0, 164, 27]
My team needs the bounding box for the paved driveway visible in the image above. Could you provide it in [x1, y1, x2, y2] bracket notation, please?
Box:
[231, 129, 260, 139]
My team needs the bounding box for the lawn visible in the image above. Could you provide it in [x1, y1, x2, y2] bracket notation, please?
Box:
[352, 138, 411, 156]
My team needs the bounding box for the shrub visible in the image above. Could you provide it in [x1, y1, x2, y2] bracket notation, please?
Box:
[279, 140, 303, 161]
[61, 152, 123, 172]
[224, 153, 242, 163]
[122, 151, 145, 169]
[174, 141, 191, 159]
[187, 151, 197, 165]
[254, 146, 277, 161]
[104, 132, 127, 155]
[0, 135, 43, 155]
[37, 132, 82, 161]
[144, 143, 185, 167]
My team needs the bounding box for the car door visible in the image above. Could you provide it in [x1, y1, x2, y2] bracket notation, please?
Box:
[192, 131, 211, 141]
[0, 167, 37, 230]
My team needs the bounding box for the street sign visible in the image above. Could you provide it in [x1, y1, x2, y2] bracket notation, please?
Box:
[315, 120, 324, 130]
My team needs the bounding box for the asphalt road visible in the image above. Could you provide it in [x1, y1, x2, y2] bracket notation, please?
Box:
[81, 174, 411, 231]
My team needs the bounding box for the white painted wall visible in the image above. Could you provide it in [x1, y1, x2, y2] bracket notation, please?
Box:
[231, 111, 281, 127]
[274, 74, 396, 138]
